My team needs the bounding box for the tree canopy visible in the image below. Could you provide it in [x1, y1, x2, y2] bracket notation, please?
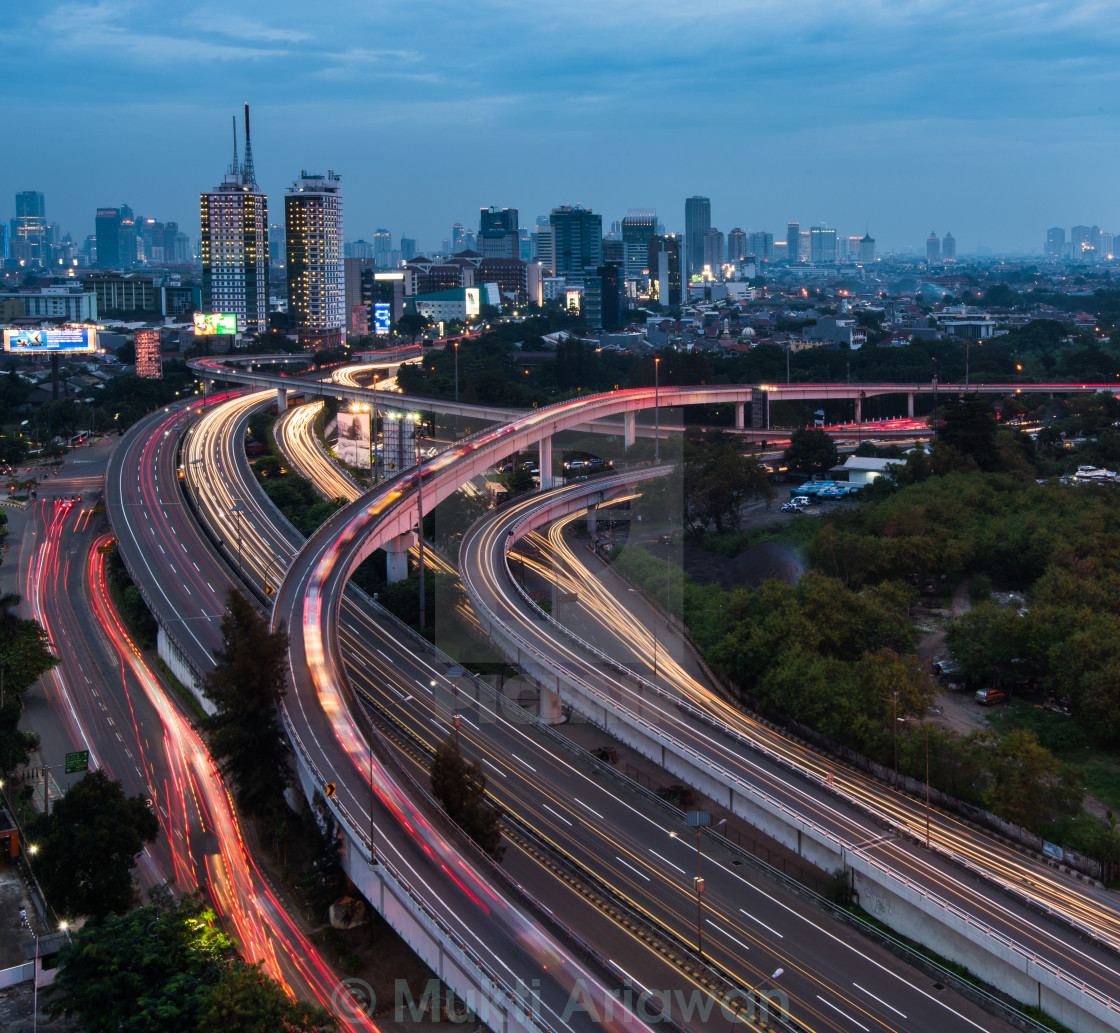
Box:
[203, 590, 291, 819]
[784, 428, 839, 477]
[30, 769, 159, 920]
[683, 430, 773, 533]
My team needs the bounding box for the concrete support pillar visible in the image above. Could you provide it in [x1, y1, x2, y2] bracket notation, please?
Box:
[907, 393, 915, 419]
[586, 503, 597, 536]
[539, 686, 565, 724]
[735, 402, 745, 430]
[538, 434, 553, 490]
[854, 395, 862, 424]
[623, 411, 637, 448]
[200, 378, 212, 395]
[384, 531, 417, 583]
[276, 387, 288, 412]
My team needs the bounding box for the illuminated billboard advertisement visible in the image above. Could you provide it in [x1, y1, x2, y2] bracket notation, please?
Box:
[464, 288, 480, 318]
[565, 290, 581, 314]
[336, 410, 371, 470]
[3, 327, 98, 354]
[373, 303, 392, 335]
[134, 329, 162, 379]
[193, 312, 238, 335]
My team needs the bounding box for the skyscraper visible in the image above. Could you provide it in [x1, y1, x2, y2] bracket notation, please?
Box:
[926, 232, 940, 263]
[549, 205, 602, 278]
[95, 208, 122, 268]
[478, 207, 519, 259]
[942, 232, 956, 262]
[746, 231, 774, 263]
[647, 234, 681, 308]
[786, 222, 801, 262]
[13, 191, 47, 267]
[200, 105, 269, 334]
[685, 196, 711, 275]
[810, 226, 837, 264]
[1071, 225, 1091, 261]
[726, 228, 746, 263]
[859, 233, 875, 264]
[1045, 227, 1065, 258]
[621, 209, 656, 286]
[285, 170, 344, 346]
[702, 228, 725, 275]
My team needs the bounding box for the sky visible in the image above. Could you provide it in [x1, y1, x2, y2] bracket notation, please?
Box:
[5, 0, 1120, 255]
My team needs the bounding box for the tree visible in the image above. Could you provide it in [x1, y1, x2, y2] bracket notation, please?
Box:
[396, 311, 431, 344]
[683, 430, 773, 533]
[784, 428, 839, 477]
[31, 769, 158, 919]
[51, 894, 335, 1032]
[203, 590, 291, 819]
[984, 728, 1083, 828]
[430, 737, 504, 860]
[934, 396, 999, 470]
[0, 594, 58, 701]
[507, 464, 535, 497]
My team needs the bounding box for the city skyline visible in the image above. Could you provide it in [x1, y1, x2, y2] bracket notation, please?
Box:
[4, 1, 1120, 254]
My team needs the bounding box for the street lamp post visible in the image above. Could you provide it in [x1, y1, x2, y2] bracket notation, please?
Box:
[231, 502, 245, 577]
[654, 356, 661, 463]
[414, 425, 426, 632]
[670, 812, 725, 961]
[371, 372, 379, 481]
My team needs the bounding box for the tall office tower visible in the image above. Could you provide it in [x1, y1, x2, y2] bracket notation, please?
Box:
[478, 206, 519, 259]
[13, 191, 47, 266]
[1090, 225, 1103, 255]
[1071, 225, 1091, 261]
[621, 209, 656, 286]
[746, 231, 774, 263]
[607, 219, 622, 240]
[200, 105, 270, 334]
[451, 223, 468, 252]
[518, 228, 532, 262]
[926, 232, 940, 263]
[584, 264, 621, 330]
[285, 170, 344, 346]
[685, 196, 711, 275]
[1102, 232, 1115, 260]
[400, 237, 417, 262]
[373, 228, 392, 267]
[95, 207, 122, 268]
[726, 228, 746, 263]
[647, 234, 681, 307]
[810, 226, 837, 264]
[534, 223, 556, 274]
[859, 233, 875, 264]
[601, 238, 624, 265]
[702, 228, 725, 274]
[549, 205, 602, 278]
[269, 222, 286, 266]
[1045, 227, 1065, 258]
[119, 217, 139, 268]
[787, 222, 801, 262]
[942, 232, 956, 262]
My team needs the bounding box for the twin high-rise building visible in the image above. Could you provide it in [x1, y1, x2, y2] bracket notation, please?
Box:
[199, 105, 269, 334]
[684, 195, 710, 275]
[285, 171, 344, 346]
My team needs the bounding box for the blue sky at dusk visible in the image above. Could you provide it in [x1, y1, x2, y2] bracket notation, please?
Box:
[5, 0, 1119, 254]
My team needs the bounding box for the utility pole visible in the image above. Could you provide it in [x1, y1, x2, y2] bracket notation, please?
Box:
[415, 424, 426, 631]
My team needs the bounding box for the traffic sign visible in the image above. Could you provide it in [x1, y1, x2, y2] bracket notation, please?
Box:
[325, 782, 337, 798]
[64, 749, 89, 774]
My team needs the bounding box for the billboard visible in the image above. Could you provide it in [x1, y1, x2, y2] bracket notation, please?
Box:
[134, 329, 162, 379]
[193, 312, 238, 335]
[373, 303, 392, 335]
[464, 288, 480, 318]
[336, 410, 371, 470]
[565, 290, 581, 314]
[3, 327, 97, 354]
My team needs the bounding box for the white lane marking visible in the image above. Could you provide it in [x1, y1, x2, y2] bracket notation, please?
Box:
[509, 752, 536, 772]
[484, 760, 507, 778]
[816, 996, 868, 1031]
[852, 984, 906, 1019]
[543, 804, 573, 826]
[615, 855, 650, 882]
[706, 918, 751, 953]
[649, 849, 686, 875]
[575, 798, 604, 820]
[739, 907, 784, 939]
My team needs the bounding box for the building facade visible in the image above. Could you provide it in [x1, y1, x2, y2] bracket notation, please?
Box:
[550, 205, 602, 280]
[684, 196, 710, 275]
[648, 234, 681, 308]
[621, 210, 656, 288]
[478, 207, 519, 260]
[810, 226, 837, 264]
[200, 106, 269, 334]
[285, 171, 345, 346]
[786, 222, 800, 262]
[926, 232, 940, 263]
[12, 191, 47, 267]
[942, 232, 956, 262]
[702, 228, 724, 274]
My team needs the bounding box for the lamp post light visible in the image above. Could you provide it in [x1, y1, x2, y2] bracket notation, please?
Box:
[231, 502, 245, 577]
[414, 423, 426, 632]
[654, 355, 661, 463]
[670, 812, 726, 961]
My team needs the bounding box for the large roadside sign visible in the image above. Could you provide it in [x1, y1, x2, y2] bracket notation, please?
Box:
[64, 749, 90, 774]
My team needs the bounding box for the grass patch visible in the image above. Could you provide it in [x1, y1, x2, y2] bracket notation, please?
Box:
[156, 659, 208, 723]
[1083, 753, 1120, 813]
[686, 510, 818, 557]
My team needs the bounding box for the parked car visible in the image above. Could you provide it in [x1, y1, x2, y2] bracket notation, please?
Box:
[975, 688, 1007, 706]
[781, 503, 804, 513]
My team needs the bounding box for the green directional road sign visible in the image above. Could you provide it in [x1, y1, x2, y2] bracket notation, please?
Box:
[64, 750, 89, 774]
